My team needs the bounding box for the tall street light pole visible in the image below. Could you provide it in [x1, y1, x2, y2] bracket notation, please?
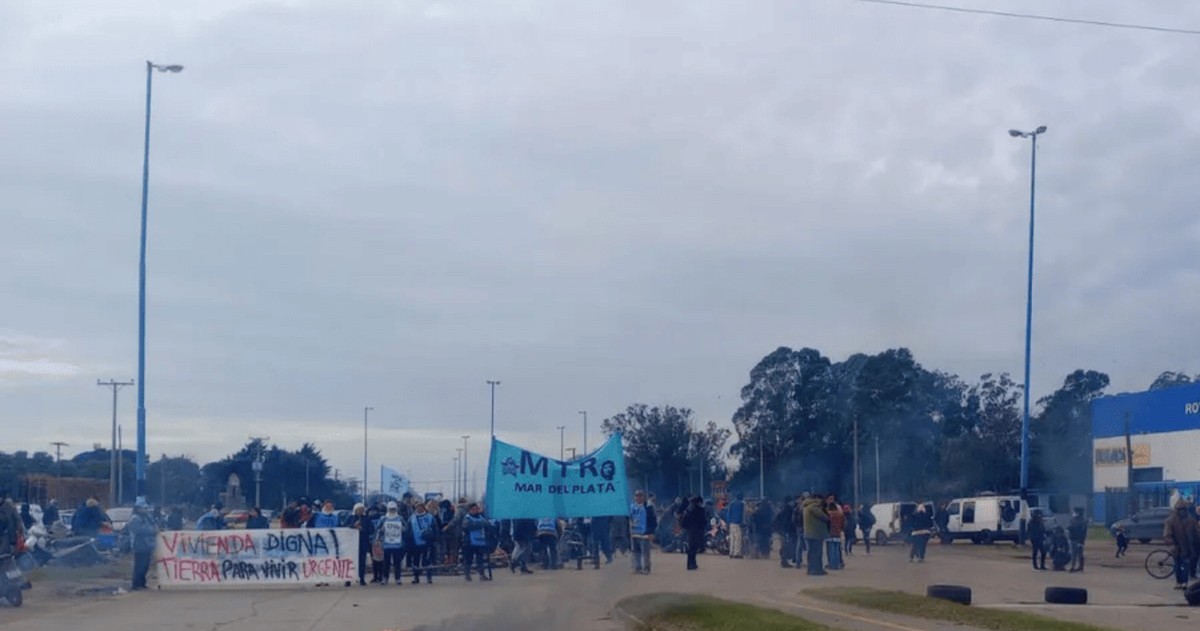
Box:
[462, 435, 470, 499]
[1009, 125, 1047, 496]
[578, 410, 588, 454]
[135, 61, 183, 501]
[363, 406, 373, 500]
[98, 379, 134, 508]
[556, 426, 565, 460]
[487, 380, 500, 438]
[454, 450, 462, 499]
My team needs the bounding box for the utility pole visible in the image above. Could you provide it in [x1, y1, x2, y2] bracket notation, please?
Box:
[51, 442, 68, 478]
[250, 436, 269, 508]
[579, 410, 588, 454]
[453, 453, 461, 499]
[556, 426, 565, 460]
[853, 415, 860, 514]
[363, 406, 373, 502]
[1124, 412, 1135, 518]
[117, 426, 123, 504]
[758, 431, 764, 498]
[304, 458, 311, 496]
[874, 436, 881, 505]
[487, 380, 500, 438]
[97, 379, 134, 508]
[462, 436, 470, 499]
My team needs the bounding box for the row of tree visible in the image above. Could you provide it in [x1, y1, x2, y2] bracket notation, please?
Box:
[0, 441, 347, 510]
[603, 346, 1195, 503]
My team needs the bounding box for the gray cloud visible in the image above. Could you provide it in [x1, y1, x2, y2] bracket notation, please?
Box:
[3, 0, 1200, 490]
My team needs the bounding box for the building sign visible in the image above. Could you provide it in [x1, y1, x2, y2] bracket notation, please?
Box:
[1095, 444, 1151, 467]
[1187, 401, 1200, 415]
[155, 528, 358, 589]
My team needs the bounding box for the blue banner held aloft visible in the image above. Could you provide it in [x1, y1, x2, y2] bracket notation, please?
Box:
[485, 433, 630, 519]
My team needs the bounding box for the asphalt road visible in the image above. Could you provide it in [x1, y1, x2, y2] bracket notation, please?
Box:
[2, 540, 1197, 630]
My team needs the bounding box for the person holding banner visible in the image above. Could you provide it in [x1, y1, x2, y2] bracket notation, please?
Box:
[377, 501, 407, 586]
[630, 490, 658, 575]
[348, 504, 374, 586]
[408, 502, 436, 584]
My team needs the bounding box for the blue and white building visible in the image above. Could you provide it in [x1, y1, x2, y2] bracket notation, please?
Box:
[1092, 382, 1200, 524]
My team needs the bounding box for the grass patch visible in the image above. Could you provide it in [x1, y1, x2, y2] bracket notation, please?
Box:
[619, 593, 834, 631]
[805, 587, 1115, 631]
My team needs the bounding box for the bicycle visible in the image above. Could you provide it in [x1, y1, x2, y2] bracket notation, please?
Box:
[1145, 548, 1175, 580]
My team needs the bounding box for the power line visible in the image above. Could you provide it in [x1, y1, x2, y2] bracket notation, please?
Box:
[845, 0, 1200, 36]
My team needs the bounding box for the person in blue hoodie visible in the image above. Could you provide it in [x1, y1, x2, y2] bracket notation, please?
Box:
[461, 503, 492, 582]
[376, 502, 407, 585]
[313, 501, 339, 528]
[723, 493, 746, 558]
[630, 490, 658, 574]
[408, 501, 437, 584]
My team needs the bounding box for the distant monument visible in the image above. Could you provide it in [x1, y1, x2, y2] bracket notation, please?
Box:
[220, 472, 246, 510]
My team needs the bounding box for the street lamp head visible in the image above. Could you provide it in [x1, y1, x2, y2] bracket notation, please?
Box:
[1008, 129, 1024, 138]
[1035, 125, 1047, 134]
[154, 64, 184, 73]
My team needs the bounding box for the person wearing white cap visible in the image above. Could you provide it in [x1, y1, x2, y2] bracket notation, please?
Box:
[376, 501, 407, 585]
[127, 499, 159, 590]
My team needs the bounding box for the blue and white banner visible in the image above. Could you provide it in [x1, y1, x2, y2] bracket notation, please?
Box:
[485, 433, 630, 519]
[380, 466, 410, 498]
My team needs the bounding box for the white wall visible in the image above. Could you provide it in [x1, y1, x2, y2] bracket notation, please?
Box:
[1093, 429, 1200, 492]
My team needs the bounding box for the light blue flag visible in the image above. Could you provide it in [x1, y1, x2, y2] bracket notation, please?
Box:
[485, 433, 629, 519]
[381, 465, 410, 498]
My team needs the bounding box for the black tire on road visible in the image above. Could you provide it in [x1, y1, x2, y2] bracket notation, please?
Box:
[1045, 587, 1087, 605]
[926, 584, 971, 605]
[1138, 538, 1152, 544]
[980, 530, 994, 545]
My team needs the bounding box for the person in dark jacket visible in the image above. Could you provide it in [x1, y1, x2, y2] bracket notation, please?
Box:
[772, 497, 796, 568]
[246, 506, 270, 530]
[857, 504, 876, 555]
[1028, 510, 1047, 570]
[752, 500, 773, 558]
[908, 504, 933, 562]
[1067, 508, 1088, 573]
[591, 515, 614, 565]
[842, 504, 857, 556]
[19, 503, 34, 531]
[42, 499, 60, 527]
[509, 518, 537, 574]
[166, 506, 184, 531]
[1162, 500, 1198, 588]
[681, 496, 707, 570]
[127, 499, 159, 590]
[346, 503, 374, 585]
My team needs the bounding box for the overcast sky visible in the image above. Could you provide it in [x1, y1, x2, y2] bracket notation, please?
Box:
[3, 0, 1199, 497]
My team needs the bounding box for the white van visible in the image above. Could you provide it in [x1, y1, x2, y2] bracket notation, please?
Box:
[941, 494, 1026, 544]
[868, 501, 933, 546]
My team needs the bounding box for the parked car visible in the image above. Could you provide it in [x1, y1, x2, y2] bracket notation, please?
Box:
[940, 494, 1026, 544]
[1110, 506, 1172, 544]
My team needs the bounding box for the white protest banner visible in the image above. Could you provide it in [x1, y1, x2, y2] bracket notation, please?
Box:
[154, 528, 358, 589]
